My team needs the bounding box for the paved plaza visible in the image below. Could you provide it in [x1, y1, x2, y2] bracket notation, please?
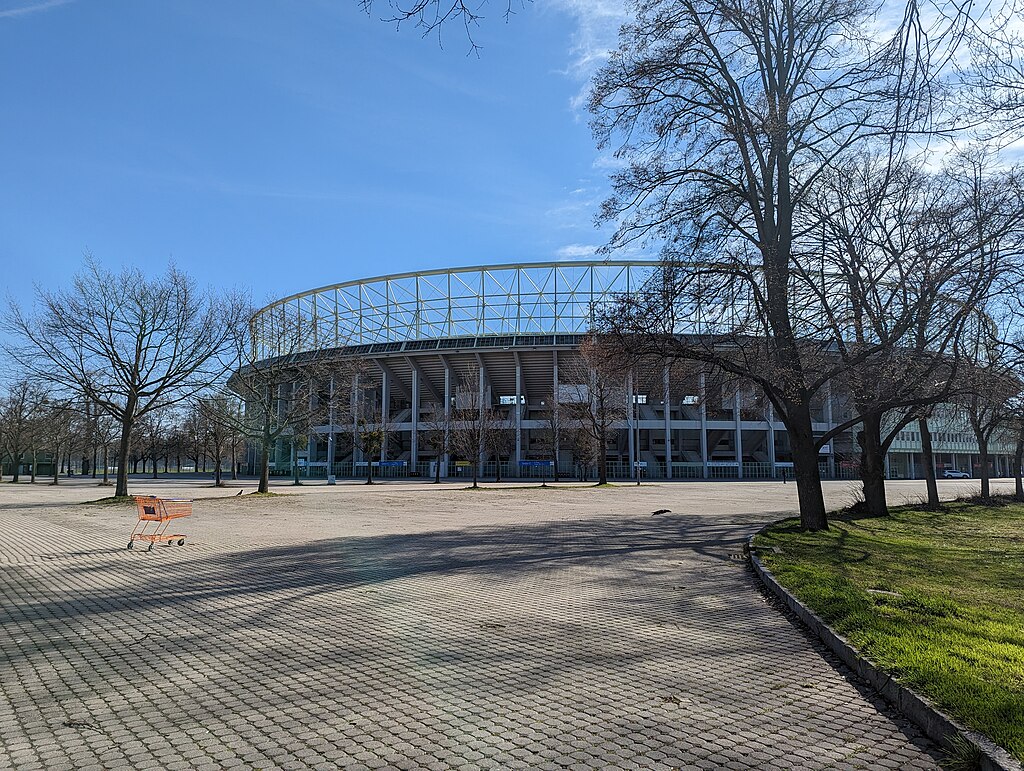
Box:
[0, 477, 1002, 770]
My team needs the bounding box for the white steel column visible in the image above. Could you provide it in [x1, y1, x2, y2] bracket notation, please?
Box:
[663, 365, 672, 479]
[410, 369, 419, 468]
[699, 372, 709, 479]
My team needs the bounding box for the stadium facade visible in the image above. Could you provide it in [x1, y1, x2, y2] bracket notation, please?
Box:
[248, 260, 1015, 481]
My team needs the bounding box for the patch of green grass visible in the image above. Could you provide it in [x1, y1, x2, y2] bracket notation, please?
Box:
[756, 502, 1024, 762]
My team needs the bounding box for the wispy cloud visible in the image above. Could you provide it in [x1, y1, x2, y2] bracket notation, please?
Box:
[555, 243, 599, 259]
[0, 0, 74, 19]
[547, 0, 628, 112]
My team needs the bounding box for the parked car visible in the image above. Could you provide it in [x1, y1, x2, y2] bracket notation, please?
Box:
[942, 469, 971, 479]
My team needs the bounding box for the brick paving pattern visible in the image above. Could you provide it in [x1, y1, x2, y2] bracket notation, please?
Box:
[0, 481, 947, 769]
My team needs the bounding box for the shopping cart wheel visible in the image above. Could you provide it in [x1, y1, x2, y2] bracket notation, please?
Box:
[177, 539, 185, 546]
[167, 539, 174, 546]
[147, 543, 153, 552]
[127, 541, 134, 551]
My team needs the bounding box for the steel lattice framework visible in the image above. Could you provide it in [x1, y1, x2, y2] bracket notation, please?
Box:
[251, 260, 660, 360]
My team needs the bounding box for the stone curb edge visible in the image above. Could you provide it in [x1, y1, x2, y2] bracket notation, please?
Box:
[746, 529, 1022, 771]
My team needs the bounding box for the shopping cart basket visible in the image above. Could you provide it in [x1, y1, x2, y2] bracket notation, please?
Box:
[128, 496, 192, 551]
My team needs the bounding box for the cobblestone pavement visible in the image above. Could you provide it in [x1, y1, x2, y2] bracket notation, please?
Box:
[0, 480, 952, 769]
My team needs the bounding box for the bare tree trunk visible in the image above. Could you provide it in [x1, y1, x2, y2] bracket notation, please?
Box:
[598, 451, 608, 485]
[11, 450, 20, 482]
[978, 440, 992, 500]
[51, 443, 61, 485]
[102, 445, 109, 485]
[1013, 436, 1023, 502]
[918, 418, 940, 509]
[494, 455, 502, 483]
[258, 439, 270, 493]
[787, 403, 829, 530]
[434, 456, 442, 484]
[30, 450, 37, 483]
[214, 454, 223, 487]
[116, 418, 134, 492]
[857, 412, 888, 517]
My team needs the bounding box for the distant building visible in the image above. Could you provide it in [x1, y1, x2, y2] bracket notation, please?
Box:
[245, 260, 1015, 480]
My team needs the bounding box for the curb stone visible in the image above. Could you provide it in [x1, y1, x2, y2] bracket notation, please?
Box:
[747, 530, 1022, 771]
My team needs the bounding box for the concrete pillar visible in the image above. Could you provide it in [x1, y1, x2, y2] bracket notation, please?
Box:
[627, 371, 635, 479]
[553, 351, 560, 474]
[663, 365, 672, 480]
[515, 358, 523, 466]
[443, 366, 451, 477]
[352, 374, 361, 465]
[767, 402, 777, 478]
[380, 369, 389, 463]
[735, 390, 743, 479]
[699, 372, 709, 479]
[825, 382, 835, 479]
[909, 452, 915, 479]
[410, 369, 419, 468]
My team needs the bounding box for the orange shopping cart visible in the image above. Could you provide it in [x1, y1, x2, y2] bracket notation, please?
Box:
[128, 496, 192, 551]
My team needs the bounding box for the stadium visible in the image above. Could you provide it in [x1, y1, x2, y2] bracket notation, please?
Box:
[247, 260, 1015, 481]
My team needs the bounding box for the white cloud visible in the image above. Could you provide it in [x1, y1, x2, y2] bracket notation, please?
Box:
[555, 243, 599, 259]
[0, 0, 74, 19]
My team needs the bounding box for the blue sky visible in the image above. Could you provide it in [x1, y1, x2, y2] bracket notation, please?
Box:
[0, 0, 634, 309]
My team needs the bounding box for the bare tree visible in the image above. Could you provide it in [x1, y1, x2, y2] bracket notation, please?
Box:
[419, 401, 450, 483]
[197, 392, 245, 487]
[558, 338, 627, 486]
[538, 393, 563, 482]
[0, 379, 43, 483]
[6, 259, 241, 497]
[588, 0, 986, 529]
[485, 419, 516, 482]
[35, 400, 77, 486]
[446, 364, 497, 489]
[351, 379, 395, 485]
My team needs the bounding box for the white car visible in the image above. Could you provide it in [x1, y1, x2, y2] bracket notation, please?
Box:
[942, 469, 971, 479]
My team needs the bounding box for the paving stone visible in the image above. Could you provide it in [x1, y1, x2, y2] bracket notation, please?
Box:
[0, 483, 948, 769]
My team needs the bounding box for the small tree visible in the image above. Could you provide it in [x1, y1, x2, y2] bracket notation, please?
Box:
[446, 364, 496, 489]
[419, 402, 450, 483]
[197, 392, 245, 487]
[0, 379, 43, 483]
[36, 400, 77, 485]
[559, 338, 627, 485]
[485, 420, 516, 482]
[538, 394, 563, 482]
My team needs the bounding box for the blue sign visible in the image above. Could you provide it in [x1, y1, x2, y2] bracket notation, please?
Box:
[378, 460, 407, 467]
[519, 460, 553, 467]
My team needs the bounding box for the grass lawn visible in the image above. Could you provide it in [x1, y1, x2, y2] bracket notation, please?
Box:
[755, 501, 1024, 763]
